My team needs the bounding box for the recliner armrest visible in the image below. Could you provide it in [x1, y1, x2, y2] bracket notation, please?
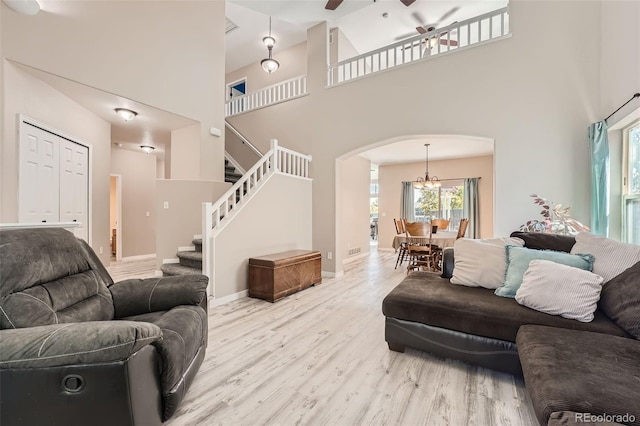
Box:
[109, 275, 209, 318]
[0, 321, 161, 369]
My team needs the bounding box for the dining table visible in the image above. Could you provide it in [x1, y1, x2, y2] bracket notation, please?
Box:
[392, 230, 458, 251]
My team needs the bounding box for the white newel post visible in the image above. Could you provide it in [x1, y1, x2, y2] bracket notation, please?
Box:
[202, 202, 213, 296]
[271, 139, 279, 172]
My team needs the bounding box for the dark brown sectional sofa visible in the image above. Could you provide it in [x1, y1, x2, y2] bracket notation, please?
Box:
[382, 232, 640, 426]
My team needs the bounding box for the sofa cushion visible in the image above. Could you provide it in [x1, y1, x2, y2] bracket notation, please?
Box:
[450, 237, 524, 289]
[598, 260, 640, 338]
[495, 246, 594, 298]
[0, 321, 161, 369]
[515, 260, 604, 322]
[0, 229, 114, 329]
[571, 232, 640, 282]
[382, 272, 626, 343]
[510, 232, 576, 253]
[517, 325, 640, 426]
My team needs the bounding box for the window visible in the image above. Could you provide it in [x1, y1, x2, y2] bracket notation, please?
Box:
[623, 121, 640, 244]
[414, 181, 464, 230]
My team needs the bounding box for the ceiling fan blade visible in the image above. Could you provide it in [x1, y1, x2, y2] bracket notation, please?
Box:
[416, 26, 427, 34]
[439, 6, 459, 23]
[411, 11, 426, 26]
[400, 0, 417, 6]
[325, 0, 344, 10]
[438, 39, 459, 46]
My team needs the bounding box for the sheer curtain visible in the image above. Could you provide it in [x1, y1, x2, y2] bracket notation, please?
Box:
[463, 178, 479, 238]
[400, 182, 415, 222]
[589, 121, 609, 236]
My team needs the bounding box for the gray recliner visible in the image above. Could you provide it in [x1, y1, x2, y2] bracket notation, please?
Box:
[0, 228, 208, 425]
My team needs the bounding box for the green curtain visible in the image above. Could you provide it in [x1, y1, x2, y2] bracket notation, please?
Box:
[463, 178, 479, 238]
[400, 182, 415, 222]
[588, 121, 609, 236]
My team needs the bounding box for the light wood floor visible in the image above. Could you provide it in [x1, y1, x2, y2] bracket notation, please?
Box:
[109, 251, 538, 426]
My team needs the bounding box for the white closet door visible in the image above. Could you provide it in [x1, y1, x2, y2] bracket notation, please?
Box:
[60, 139, 89, 241]
[19, 125, 60, 223]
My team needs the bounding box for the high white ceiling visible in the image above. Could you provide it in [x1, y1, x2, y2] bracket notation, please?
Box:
[226, 0, 507, 73]
[14, 1, 505, 163]
[16, 63, 198, 160]
[357, 135, 494, 165]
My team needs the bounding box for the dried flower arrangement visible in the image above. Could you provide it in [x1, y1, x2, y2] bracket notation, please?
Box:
[519, 194, 590, 235]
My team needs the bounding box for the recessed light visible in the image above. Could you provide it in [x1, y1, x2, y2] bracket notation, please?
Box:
[115, 108, 138, 122]
[140, 145, 155, 154]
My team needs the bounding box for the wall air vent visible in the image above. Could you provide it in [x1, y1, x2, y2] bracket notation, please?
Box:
[225, 17, 238, 34]
[348, 247, 361, 257]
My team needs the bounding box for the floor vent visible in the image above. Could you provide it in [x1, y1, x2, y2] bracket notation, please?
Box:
[348, 247, 361, 256]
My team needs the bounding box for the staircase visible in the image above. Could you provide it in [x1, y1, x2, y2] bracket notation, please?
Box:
[225, 159, 242, 184]
[161, 157, 244, 279]
[160, 238, 203, 276]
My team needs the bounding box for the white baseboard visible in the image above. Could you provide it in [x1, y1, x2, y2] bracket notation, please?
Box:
[322, 270, 344, 278]
[178, 246, 195, 252]
[193, 234, 202, 240]
[121, 254, 156, 262]
[212, 290, 249, 307]
[162, 258, 180, 264]
[154, 270, 163, 277]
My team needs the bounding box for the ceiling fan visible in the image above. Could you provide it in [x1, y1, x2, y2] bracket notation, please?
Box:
[395, 7, 460, 46]
[325, 0, 416, 11]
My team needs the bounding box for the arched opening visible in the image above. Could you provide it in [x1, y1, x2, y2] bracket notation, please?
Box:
[336, 134, 495, 269]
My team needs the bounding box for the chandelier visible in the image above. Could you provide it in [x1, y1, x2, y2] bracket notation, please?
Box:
[260, 17, 279, 73]
[413, 143, 441, 189]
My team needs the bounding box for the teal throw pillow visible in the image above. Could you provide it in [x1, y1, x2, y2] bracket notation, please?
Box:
[494, 245, 594, 298]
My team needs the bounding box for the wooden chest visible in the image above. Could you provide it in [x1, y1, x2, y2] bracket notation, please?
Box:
[248, 250, 322, 302]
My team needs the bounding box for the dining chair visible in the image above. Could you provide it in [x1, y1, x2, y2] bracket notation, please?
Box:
[457, 218, 469, 239]
[404, 221, 435, 274]
[394, 218, 408, 269]
[431, 218, 450, 231]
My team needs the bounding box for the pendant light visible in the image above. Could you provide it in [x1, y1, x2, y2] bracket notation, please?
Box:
[260, 17, 279, 73]
[413, 143, 441, 189]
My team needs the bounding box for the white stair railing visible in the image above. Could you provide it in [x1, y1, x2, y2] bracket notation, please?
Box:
[328, 7, 510, 86]
[225, 75, 308, 117]
[202, 139, 312, 282]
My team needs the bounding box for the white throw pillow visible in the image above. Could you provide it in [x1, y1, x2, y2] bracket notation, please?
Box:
[450, 237, 524, 289]
[570, 232, 640, 282]
[515, 259, 604, 322]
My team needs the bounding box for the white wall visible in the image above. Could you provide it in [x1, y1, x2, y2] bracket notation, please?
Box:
[378, 155, 494, 249]
[156, 179, 230, 269]
[213, 173, 313, 299]
[1, 0, 227, 264]
[171, 124, 201, 181]
[225, 41, 307, 92]
[110, 148, 157, 258]
[1, 62, 112, 264]
[338, 155, 371, 261]
[600, 0, 640, 240]
[229, 1, 604, 273]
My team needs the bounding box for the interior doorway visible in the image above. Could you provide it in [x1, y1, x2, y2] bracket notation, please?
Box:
[109, 174, 122, 262]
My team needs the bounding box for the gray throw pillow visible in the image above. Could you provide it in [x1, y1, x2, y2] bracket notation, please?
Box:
[599, 260, 640, 339]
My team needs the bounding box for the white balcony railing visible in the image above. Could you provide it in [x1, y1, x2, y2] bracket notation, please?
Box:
[328, 7, 510, 86]
[202, 139, 312, 281]
[225, 75, 308, 117]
